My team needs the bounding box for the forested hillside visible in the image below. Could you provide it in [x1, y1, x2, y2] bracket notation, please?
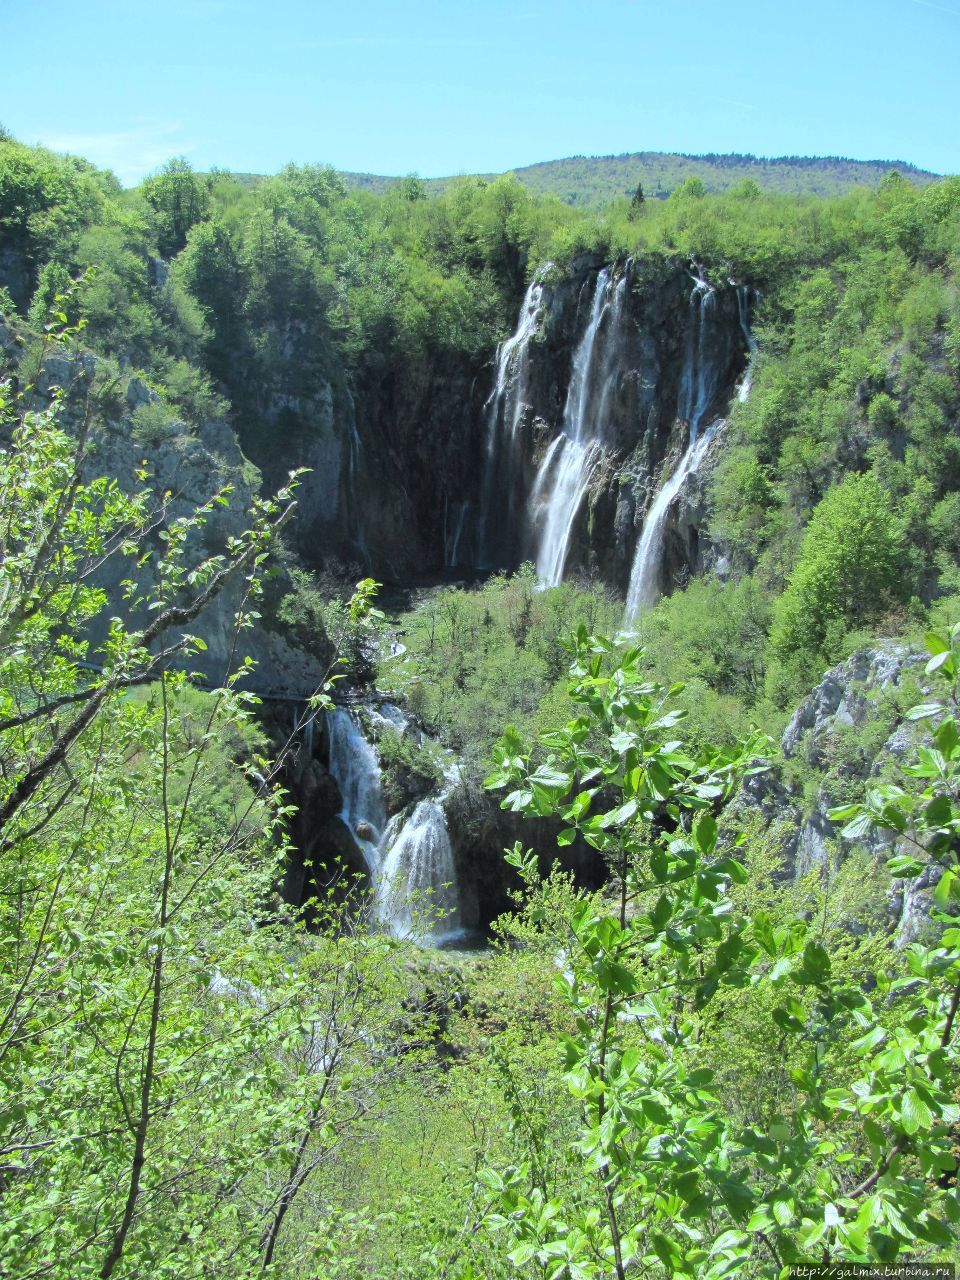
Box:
[340, 150, 938, 206]
[1, 130, 960, 1277]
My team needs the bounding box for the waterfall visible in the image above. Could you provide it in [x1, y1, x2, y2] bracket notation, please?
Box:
[623, 277, 721, 621]
[325, 707, 462, 944]
[736, 286, 758, 403]
[529, 266, 629, 587]
[623, 424, 720, 620]
[476, 269, 550, 567]
[373, 801, 461, 943]
[326, 708, 387, 873]
[342, 388, 371, 566]
[444, 500, 469, 569]
[678, 276, 721, 432]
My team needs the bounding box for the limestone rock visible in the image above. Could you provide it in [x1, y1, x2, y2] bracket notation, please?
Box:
[735, 645, 935, 944]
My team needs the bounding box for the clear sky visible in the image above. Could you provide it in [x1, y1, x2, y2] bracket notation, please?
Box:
[3, 0, 957, 185]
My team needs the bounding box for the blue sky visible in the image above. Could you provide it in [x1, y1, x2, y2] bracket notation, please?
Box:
[3, 0, 957, 185]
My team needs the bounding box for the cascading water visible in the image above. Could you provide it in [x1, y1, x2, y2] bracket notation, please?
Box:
[342, 388, 371, 567]
[736, 286, 759, 403]
[326, 708, 387, 873]
[529, 266, 629, 587]
[623, 424, 720, 619]
[325, 707, 462, 944]
[444, 500, 470, 569]
[623, 276, 721, 621]
[476, 269, 550, 568]
[678, 275, 722, 428]
[373, 800, 461, 942]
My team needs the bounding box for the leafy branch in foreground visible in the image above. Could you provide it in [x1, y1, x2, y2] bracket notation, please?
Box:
[0, 322, 420, 1279]
[481, 628, 959, 1278]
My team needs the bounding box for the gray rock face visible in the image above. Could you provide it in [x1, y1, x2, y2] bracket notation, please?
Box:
[27, 346, 328, 697]
[782, 647, 923, 762]
[735, 645, 935, 944]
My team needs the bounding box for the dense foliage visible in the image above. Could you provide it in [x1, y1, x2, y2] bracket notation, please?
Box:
[1, 129, 959, 1276]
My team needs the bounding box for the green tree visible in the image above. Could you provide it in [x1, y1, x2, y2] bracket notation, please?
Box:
[766, 472, 906, 702]
[141, 156, 211, 259]
[0, 318, 424, 1278]
[482, 630, 960, 1276]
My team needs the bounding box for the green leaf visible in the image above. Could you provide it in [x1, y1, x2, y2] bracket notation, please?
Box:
[905, 701, 943, 721]
[598, 799, 637, 828]
[640, 1096, 672, 1126]
[840, 811, 874, 840]
[934, 870, 956, 907]
[901, 1088, 933, 1134]
[772, 1196, 794, 1227]
[926, 649, 954, 675]
[694, 812, 717, 856]
[772, 1007, 804, 1033]
[935, 717, 959, 757]
[650, 894, 673, 930]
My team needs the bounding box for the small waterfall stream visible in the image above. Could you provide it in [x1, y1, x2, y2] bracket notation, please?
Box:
[623, 277, 721, 621]
[325, 707, 462, 944]
[736, 285, 759, 403]
[529, 266, 629, 586]
[444, 500, 470, 569]
[623, 424, 720, 619]
[476, 269, 550, 567]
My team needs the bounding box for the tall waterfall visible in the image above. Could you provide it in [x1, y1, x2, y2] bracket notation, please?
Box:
[623, 278, 721, 621]
[529, 266, 629, 587]
[325, 708, 462, 944]
[476, 269, 550, 568]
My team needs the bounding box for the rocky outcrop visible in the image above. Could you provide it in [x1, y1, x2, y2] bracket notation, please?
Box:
[7, 331, 330, 697]
[735, 645, 937, 943]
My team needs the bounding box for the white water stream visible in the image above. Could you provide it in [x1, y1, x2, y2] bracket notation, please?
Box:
[623, 278, 721, 621]
[325, 708, 462, 944]
[530, 267, 629, 586]
[623, 423, 719, 619]
[736, 285, 759, 403]
[476, 268, 550, 567]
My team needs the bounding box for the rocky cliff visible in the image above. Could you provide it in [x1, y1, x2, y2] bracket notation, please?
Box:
[736, 645, 939, 944]
[1, 314, 329, 697]
[236, 255, 751, 599]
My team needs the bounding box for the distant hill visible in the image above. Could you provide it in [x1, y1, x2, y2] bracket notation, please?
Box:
[339, 151, 940, 207]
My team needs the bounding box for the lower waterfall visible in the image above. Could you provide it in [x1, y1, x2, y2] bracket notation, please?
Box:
[373, 800, 461, 942]
[325, 707, 462, 944]
[326, 706, 386, 873]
